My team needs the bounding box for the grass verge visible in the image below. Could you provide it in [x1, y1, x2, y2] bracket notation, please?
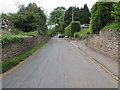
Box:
[102, 22, 120, 31]
[2, 37, 51, 73]
[74, 28, 91, 37]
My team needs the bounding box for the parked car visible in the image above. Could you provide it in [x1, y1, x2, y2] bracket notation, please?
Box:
[58, 34, 64, 38]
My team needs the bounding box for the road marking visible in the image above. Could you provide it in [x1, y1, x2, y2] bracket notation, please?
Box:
[70, 41, 120, 82]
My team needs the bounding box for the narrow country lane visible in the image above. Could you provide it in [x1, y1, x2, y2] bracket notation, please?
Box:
[3, 37, 118, 88]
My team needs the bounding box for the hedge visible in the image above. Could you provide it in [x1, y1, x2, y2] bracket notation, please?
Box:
[64, 21, 81, 37]
[71, 21, 81, 37]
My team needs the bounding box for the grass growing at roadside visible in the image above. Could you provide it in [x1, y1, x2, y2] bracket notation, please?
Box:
[74, 28, 91, 37]
[2, 37, 51, 73]
[1, 31, 39, 46]
[102, 22, 120, 30]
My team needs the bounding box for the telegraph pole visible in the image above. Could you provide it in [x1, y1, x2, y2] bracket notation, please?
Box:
[72, 7, 74, 22]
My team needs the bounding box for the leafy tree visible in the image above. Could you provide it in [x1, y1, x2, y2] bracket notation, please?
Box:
[64, 7, 81, 28]
[64, 4, 90, 28]
[112, 1, 120, 23]
[48, 7, 66, 34]
[79, 4, 90, 24]
[90, 2, 115, 33]
[48, 6, 66, 25]
[6, 3, 47, 33]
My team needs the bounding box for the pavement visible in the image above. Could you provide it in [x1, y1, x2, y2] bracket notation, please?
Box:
[2, 37, 118, 88]
[68, 39, 118, 78]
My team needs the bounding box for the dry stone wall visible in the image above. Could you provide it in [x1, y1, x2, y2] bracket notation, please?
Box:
[2, 35, 47, 61]
[87, 29, 119, 61]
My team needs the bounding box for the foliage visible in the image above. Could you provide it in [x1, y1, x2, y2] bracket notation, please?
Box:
[90, 2, 115, 34]
[48, 6, 66, 25]
[48, 7, 66, 34]
[1, 31, 39, 46]
[79, 4, 90, 24]
[64, 24, 71, 37]
[64, 4, 90, 29]
[64, 21, 81, 37]
[6, 3, 47, 33]
[1, 34, 25, 46]
[112, 1, 120, 23]
[2, 37, 51, 73]
[64, 7, 81, 28]
[21, 31, 39, 37]
[74, 28, 91, 37]
[102, 22, 120, 30]
[71, 21, 81, 37]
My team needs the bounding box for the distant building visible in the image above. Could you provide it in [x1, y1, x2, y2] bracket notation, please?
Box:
[81, 24, 89, 29]
[48, 25, 55, 29]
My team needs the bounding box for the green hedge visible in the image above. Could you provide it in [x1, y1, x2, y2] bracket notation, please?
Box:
[21, 31, 39, 37]
[64, 21, 81, 37]
[1, 31, 39, 46]
[74, 28, 91, 38]
[90, 2, 115, 34]
[1, 34, 25, 46]
[71, 21, 81, 37]
[64, 24, 71, 37]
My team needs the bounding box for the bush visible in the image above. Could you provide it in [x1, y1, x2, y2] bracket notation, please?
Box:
[64, 21, 81, 37]
[74, 32, 79, 38]
[1, 31, 39, 46]
[112, 1, 120, 23]
[90, 2, 115, 34]
[21, 31, 39, 37]
[74, 28, 91, 37]
[1, 34, 25, 46]
[71, 21, 81, 37]
[64, 24, 71, 37]
[6, 3, 47, 32]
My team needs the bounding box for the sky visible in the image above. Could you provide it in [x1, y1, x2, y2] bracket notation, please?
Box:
[0, 0, 99, 15]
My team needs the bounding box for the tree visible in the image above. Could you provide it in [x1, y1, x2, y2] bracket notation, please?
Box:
[64, 7, 81, 29]
[48, 6, 66, 25]
[6, 3, 47, 33]
[48, 6, 66, 33]
[79, 4, 90, 24]
[112, 1, 120, 23]
[90, 2, 115, 33]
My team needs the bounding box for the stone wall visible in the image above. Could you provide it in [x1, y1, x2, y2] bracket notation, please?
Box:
[87, 29, 119, 61]
[2, 35, 47, 61]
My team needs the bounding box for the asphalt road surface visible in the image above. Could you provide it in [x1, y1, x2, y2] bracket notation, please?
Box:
[3, 37, 118, 88]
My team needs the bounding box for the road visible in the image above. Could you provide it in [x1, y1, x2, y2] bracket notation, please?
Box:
[3, 37, 118, 88]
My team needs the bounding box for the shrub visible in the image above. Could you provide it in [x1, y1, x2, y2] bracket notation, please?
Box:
[64, 21, 81, 37]
[71, 21, 81, 37]
[21, 31, 39, 37]
[1, 34, 25, 46]
[1, 31, 39, 47]
[64, 24, 71, 37]
[74, 28, 91, 37]
[90, 2, 115, 34]
[112, 1, 120, 23]
[74, 32, 79, 38]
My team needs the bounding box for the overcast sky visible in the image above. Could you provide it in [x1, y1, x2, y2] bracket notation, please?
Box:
[0, 0, 99, 15]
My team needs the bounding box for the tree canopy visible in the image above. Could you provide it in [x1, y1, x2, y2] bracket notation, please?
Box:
[48, 6, 66, 25]
[90, 2, 115, 33]
[48, 6, 66, 33]
[6, 3, 47, 33]
[64, 4, 90, 29]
